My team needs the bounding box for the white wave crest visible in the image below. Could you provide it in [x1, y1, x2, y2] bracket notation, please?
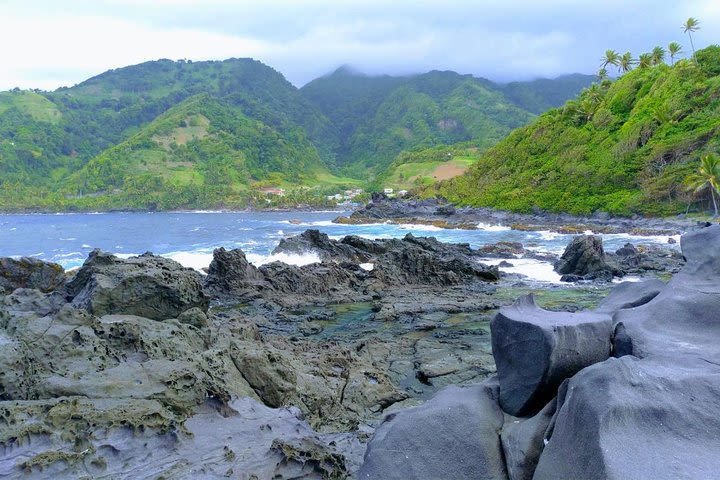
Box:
[480, 258, 563, 284]
[246, 251, 321, 267]
[477, 222, 511, 232]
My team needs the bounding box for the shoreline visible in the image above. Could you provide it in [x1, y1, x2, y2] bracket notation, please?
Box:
[333, 194, 707, 236]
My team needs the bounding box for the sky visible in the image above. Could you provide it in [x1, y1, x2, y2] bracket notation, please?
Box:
[0, 0, 718, 91]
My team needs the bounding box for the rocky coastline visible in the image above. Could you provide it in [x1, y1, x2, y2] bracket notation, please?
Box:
[335, 193, 701, 236]
[0, 221, 715, 478]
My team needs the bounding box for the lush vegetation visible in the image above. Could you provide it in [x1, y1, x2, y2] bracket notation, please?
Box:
[429, 44, 720, 216]
[301, 68, 594, 177]
[0, 58, 592, 211]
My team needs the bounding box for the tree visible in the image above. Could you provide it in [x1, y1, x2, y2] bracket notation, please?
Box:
[686, 153, 720, 216]
[601, 50, 620, 70]
[651, 46, 666, 65]
[668, 42, 683, 65]
[597, 67, 608, 80]
[638, 53, 653, 69]
[683, 17, 700, 61]
[619, 52, 635, 73]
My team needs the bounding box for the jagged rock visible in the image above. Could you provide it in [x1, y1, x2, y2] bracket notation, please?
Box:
[534, 356, 720, 480]
[554, 235, 613, 280]
[614, 225, 720, 361]
[260, 261, 368, 298]
[491, 295, 612, 416]
[64, 250, 208, 320]
[478, 241, 525, 258]
[358, 380, 507, 480]
[204, 247, 266, 297]
[273, 229, 371, 263]
[593, 279, 665, 314]
[346, 194, 457, 221]
[0, 257, 65, 294]
[607, 243, 685, 275]
[501, 398, 557, 480]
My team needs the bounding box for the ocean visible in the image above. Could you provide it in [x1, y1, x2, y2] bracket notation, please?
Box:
[0, 210, 680, 283]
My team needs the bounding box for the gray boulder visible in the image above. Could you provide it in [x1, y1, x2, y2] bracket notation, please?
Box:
[534, 355, 720, 480]
[204, 247, 266, 297]
[0, 257, 65, 294]
[501, 398, 556, 480]
[64, 250, 208, 320]
[358, 380, 507, 480]
[554, 235, 613, 280]
[594, 279, 664, 314]
[614, 225, 720, 361]
[491, 295, 612, 416]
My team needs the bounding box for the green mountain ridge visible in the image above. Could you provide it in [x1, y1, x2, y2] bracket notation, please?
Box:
[0, 58, 594, 210]
[430, 46, 720, 216]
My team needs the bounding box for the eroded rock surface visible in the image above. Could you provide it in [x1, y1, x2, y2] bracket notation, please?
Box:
[358, 380, 507, 480]
[0, 257, 65, 294]
[65, 250, 208, 320]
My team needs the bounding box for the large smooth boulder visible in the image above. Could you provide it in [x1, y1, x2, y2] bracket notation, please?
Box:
[64, 250, 208, 320]
[534, 356, 720, 480]
[593, 279, 664, 314]
[554, 235, 613, 280]
[614, 225, 720, 361]
[501, 398, 556, 480]
[0, 257, 65, 294]
[491, 295, 612, 416]
[358, 380, 507, 480]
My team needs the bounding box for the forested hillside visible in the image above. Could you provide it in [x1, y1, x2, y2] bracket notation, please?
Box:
[0, 58, 592, 210]
[431, 46, 720, 216]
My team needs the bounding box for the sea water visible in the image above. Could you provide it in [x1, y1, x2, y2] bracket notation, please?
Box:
[0, 210, 680, 283]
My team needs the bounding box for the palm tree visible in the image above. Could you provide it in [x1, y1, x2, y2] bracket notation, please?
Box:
[597, 68, 608, 81]
[686, 153, 720, 216]
[601, 50, 620, 70]
[668, 42, 683, 65]
[651, 46, 666, 65]
[638, 53, 652, 69]
[683, 17, 700, 61]
[619, 52, 635, 73]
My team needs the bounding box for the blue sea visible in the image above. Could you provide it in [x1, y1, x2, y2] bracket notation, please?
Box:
[0, 211, 680, 283]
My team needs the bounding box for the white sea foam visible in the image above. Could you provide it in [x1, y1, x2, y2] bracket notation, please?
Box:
[164, 251, 214, 273]
[536, 230, 563, 241]
[480, 258, 563, 284]
[81, 244, 92, 248]
[59, 237, 76, 241]
[477, 222, 511, 232]
[359, 263, 374, 271]
[55, 252, 83, 258]
[397, 223, 444, 231]
[246, 251, 321, 267]
[613, 276, 643, 283]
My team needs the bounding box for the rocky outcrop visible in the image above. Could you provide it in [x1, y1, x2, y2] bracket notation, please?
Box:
[553, 235, 614, 281]
[358, 380, 507, 480]
[614, 225, 720, 360]
[204, 247, 266, 297]
[0, 257, 65, 294]
[534, 356, 720, 480]
[491, 295, 612, 416]
[65, 250, 208, 320]
[273, 229, 372, 263]
[208, 230, 499, 305]
[360, 224, 720, 479]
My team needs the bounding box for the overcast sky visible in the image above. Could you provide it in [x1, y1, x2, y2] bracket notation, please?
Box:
[1, 0, 717, 91]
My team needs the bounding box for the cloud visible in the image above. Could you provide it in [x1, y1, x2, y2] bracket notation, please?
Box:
[0, 0, 717, 90]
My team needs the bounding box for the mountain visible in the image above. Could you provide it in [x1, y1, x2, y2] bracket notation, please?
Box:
[0, 58, 594, 211]
[499, 73, 598, 114]
[300, 68, 594, 176]
[430, 46, 720, 216]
